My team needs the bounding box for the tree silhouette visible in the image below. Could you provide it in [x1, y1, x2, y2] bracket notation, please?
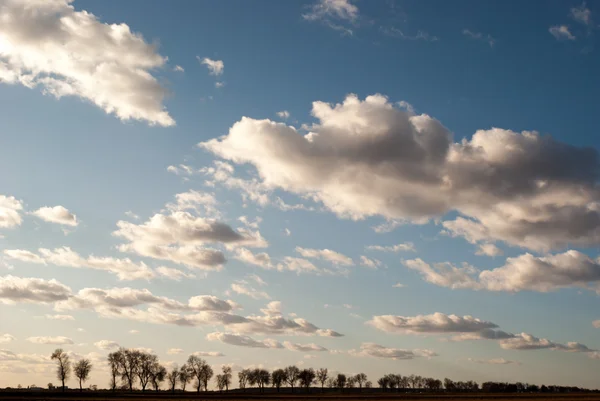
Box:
[354, 373, 367, 389]
[186, 355, 207, 392]
[137, 352, 159, 391]
[107, 352, 120, 392]
[298, 368, 316, 391]
[316, 368, 328, 392]
[50, 349, 70, 392]
[221, 366, 232, 391]
[284, 365, 300, 392]
[215, 374, 225, 392]
[238, 369, 249, 391]
[178, 364, 191, 391]
[150, 364, 166, 392]
[271, 369, 286, 392]
[336, 373, 347, 391]
[167, 366, 179, 393]
[258, 369, 270, 391]
[116, 348, 140, 392]
[73, 359, 92, 392]
[200, 363, 213, 391]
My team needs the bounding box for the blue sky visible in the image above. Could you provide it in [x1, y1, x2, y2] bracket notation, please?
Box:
[1, 0, 600, 390]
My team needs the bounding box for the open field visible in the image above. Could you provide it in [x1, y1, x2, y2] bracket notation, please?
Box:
[2, 394, 600, 401]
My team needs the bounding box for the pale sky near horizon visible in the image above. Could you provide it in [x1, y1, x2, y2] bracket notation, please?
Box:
[2, 0, 600, 390]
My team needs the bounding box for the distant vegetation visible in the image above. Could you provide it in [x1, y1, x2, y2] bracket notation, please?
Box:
[3, 347, 595, 394]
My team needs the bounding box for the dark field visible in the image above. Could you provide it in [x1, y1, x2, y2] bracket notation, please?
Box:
[2, 393, 600, 401]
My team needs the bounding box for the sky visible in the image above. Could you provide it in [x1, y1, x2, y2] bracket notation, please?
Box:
[1, 0, 600, 390]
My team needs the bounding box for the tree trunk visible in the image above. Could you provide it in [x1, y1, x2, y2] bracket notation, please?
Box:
[61, 378, 65, 392]
[79, 378, 83, 392]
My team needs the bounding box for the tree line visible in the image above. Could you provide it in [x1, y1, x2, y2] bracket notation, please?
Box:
[46, 348, 593, 394]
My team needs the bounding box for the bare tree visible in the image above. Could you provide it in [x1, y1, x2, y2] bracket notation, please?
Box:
[179, 364, 191, 391]
[284, 365, 300, 392]
[107, 352, 120, 392]
[215, 374, 225, 392]
[186, 355, 207, 392]
[137, 352, 159, 391]
[167, 366, 179, 393]
[238, 369, 249, 391]
[299, 368, 316, 391]
[258, 369, 270, 391]
[200, 363, 213, 391]
[117, 348, 140, 392]
[326, 377, 336, 388]
[151, 364, 167, 392]
[317, 368, 328, 391]
[336, 374, 347, 391]
[346, 376, 356, 389]
[354, 373, 367, 389]
[271, 369, 287, 392]
[221, 366, 232, 391]
[73, 359, 92, 392]
[365, 381, 372, 389]
[50, 349, 71, 392]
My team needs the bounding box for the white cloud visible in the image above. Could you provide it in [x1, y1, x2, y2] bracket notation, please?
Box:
[0, 195, 23, 228]
[475, 243, 503, 257]
[129, 330, 139, 334]
[594, 320, 600, 328]
[0, 275, 72, 304]
[0, 334, 15, 344]
[45, 314, 74, 321]
[284, 228, 292, 236]
[392, 282, 406, 288]
[304, 0, 358, 22]
[94, 340, 119, 350]
[215, 81, 225, 88]
[230, 282, 270, 300]
[405, 251, 600, 294]
[167, 348, 183, 355]
[462, 29, 496, 47]
[467, 358, 519, 365]
[276, 110, 290, 120]
[233, 248, 273, 269]
[282, 341, 328, 352]
[156, 266, 196, 281]
[201, 94, 600, 253]
[260, 301, 282, 316]
[31, 206, 78, 226]
[192, 351, 225, 357]
[348, 343, 437, 360]
[77, 328, 85, 332]
[366, 242, 415, 253]
[27, 336, 73, 345]
[359, 255, 381, 269]
[0, 0, 174, 126]
[199, 57, 224, 76]
[571, 3, 592, 26]
[173, 65, 184, 72]
[368, 312, 498, 334]
[276, 257, 320, 274]
[380, 27, 439, 42]
[207, 332, 282, 349]
[295, 247, 353, 266]
[4, 247, 155, 281]
[549, 25, 576, 40]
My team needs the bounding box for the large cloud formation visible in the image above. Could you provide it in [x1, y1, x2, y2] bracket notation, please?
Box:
[0, 195, 23, 229]
[201, 94, 600, 252]
[404, 251, 600, 294]
[0, 0, 174, 126]
[369, 312, 599, 359]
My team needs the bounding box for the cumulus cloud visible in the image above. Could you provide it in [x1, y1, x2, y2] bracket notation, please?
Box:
[366, 243, 415, 253]
[359, 255, 381, 269]
[173, 65, 184, 72]
[405, 251, 600, 294]
[4, 247, 155, 281]
[0, 334, 15, 343]
[199, 57, 224, 76]
[475, 243, 503, 257]
[282, 341, 328, 352]
[156, 266, 196, 281]
[348, 343, 437, 360]
[276, 110, 290, 120]
[467, 358, 519, 365]
[207, 332, 282, 349]
[192, 351, 225, 357]
[0, 275, 72, 304]
[31, 206, 78, 226]
[94, 340, 119, 350]
[27, 336, 73, 345]
[295, 247, 353, 266]
[45, 314, 74, 321]
[303, 0, 358, 35]
[0, 0, 174, 126]
[462, 29, 495, 47]
[571, 3, 592, 26]
[549, 25, 576, 40]
[233, 248, 273, 269]
[201, 94, 600, 253]
[167, 348, 183, 355]
[498, 333, 597, 357]
[114, 204, 266, 270]
[368, 312, 498, 334]
[230, 281, 270, 300]
[0, 195, 23, 229]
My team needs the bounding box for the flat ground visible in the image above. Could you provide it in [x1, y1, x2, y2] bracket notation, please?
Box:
[2, 393, 600, 401]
